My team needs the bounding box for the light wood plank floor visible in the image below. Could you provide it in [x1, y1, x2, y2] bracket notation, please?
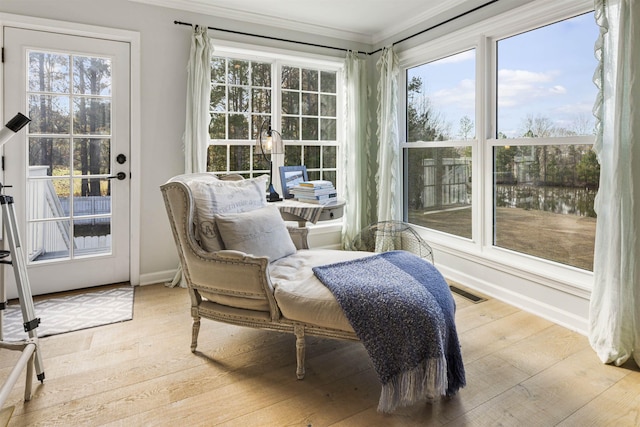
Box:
[0, 283, 638, 426]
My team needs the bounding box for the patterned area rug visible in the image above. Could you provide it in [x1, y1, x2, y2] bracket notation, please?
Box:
[1, 286, 134, 342]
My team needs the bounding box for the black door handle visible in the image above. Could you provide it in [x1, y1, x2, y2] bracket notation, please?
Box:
[107, 172, 127, 180]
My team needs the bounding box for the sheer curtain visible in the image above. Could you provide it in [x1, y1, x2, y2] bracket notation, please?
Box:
[341, 51, 375, 248]
[589, 0, 640, 367]
[184, 26, 213, 173]
[375, 47, 400, 225]
[170, 26, 213, 288]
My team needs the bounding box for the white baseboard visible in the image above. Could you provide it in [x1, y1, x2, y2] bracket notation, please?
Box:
[436, 259, 590, 336]
[139, 269, 176, 286]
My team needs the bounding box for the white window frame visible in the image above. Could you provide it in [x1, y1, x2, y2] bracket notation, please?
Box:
[398, 0, 595, 294]
[207, 41, 344, 197]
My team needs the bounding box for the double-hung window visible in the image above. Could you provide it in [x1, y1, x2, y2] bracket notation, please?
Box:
[206, 46, 342, 190]
[401, 0, 599, 275]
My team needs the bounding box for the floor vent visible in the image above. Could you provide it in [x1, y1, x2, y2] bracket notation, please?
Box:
[449, 285, 487, 303]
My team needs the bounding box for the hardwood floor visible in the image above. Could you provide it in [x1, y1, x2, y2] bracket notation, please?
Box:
[0, 283, 638, 426]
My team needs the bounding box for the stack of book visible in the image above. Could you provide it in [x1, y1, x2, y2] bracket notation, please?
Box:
[289, 180, 337, 204]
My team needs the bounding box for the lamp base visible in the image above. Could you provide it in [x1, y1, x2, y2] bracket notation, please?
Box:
[266, 185, 282, 202]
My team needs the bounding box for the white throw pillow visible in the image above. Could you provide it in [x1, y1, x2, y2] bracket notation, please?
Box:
[189, 175, 269, 251]
[215, 205, 297, 262]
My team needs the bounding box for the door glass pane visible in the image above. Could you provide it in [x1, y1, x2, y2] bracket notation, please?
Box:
[73, 97, 111, 134]
[29, 52, 70, 93]
[73, 178, 111, 214]
[74, 218, 111, 257]
[73, 56, 111, 96]
[28, 178, 70, 220]
[28, 94, 70, 134]
[29, 137, 70, 176]
[28, 220, 71, 262]
[73, 139, 111, 175]
[26, 50, 114, 263]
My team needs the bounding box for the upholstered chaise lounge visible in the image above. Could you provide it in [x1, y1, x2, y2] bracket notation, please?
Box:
[160, 173, 372, 380]
[160, 173, 465, 412]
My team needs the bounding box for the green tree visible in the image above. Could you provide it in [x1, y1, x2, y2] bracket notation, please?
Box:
[577, 149, 600, 188]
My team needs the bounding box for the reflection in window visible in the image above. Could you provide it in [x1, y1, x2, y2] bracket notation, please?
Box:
[493, 144, 598, 270]
[406, 147, 472, 239]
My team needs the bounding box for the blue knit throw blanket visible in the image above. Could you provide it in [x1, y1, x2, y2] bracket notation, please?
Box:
[313, 250, 466, 413]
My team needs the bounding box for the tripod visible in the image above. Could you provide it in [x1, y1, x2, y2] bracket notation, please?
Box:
[0, 185, 45, 406]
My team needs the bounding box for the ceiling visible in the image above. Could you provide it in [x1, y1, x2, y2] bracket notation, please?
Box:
[132, 0, 476, 44]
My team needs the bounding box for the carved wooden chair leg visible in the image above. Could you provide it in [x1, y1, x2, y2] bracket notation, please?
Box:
[191, 318, 201, 352]
[294, 325, 306, 379]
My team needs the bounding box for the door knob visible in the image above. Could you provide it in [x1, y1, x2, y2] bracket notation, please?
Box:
[108, 172, 127, 180]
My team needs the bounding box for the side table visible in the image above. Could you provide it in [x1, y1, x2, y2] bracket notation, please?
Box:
[275, 199, 345, 226]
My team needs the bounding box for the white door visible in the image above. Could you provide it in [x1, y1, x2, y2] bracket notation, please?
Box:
[3, 27, 130, 298]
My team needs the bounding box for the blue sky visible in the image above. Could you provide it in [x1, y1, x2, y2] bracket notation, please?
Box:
[407, 12, 599, 139]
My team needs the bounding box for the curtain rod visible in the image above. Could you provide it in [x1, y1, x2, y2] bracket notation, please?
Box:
[173, 20, 368, 55]
[174, 0, 499, 56]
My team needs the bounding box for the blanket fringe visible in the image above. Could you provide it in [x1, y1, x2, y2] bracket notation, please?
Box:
[377, 356, 448, 413]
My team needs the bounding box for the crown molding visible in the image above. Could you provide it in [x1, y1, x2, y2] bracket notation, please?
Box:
[370, 0, 468, 44]
[130, 0, 375, 44]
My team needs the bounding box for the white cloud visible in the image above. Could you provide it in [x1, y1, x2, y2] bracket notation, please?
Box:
[432, 78, 475, 109]
[497, 68, 563, 107]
